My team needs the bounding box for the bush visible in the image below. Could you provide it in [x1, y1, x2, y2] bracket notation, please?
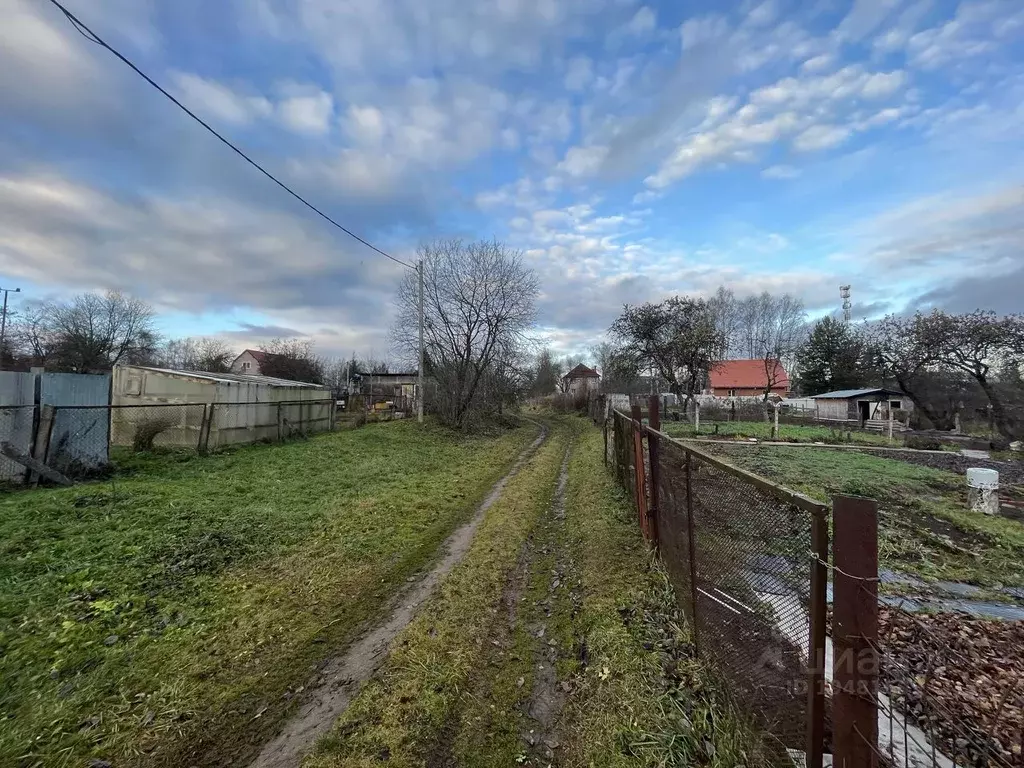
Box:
[904, 436, 943, 451]
[132, 417, 176, 452]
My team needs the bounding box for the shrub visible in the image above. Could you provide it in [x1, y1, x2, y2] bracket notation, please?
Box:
[132, 417, 176, 452]
[904, 436, 943, 451]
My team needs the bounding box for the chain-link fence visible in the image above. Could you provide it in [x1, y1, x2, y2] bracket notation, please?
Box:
[607, 403, 829, 766]
[0, 405, 37, 482]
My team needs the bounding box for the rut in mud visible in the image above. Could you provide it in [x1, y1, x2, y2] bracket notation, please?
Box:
[247, 423, 549, 768]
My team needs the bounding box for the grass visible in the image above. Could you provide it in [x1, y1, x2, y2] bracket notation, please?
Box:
[308, 419, 573, 767]
[663, 419, 895, 446]
[0, 420, 534, 768]
[558, 424, 770, 767]
[311, 417, 769, 767]
[700, 444, 1024, 589]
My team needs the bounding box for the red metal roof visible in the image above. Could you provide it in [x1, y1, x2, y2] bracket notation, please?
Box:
[709, 359, 790, 390]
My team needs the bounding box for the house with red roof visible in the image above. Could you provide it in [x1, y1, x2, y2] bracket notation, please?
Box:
[708, 359, 790, 398]
[562, 363, 601, 397]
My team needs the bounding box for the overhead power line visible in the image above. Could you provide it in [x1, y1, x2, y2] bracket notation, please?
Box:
[44, 0, 416, 271]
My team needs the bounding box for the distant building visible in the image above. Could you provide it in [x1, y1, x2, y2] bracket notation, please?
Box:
[708, 359, 790, 398]
[230, 349, 270, 376]
[562, 363, 601, 397]
[811, 388, 912, 423]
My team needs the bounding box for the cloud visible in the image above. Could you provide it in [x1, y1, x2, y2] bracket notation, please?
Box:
[762, 164, 801, 179]
[278, 89, 334, 135]
[625, 6, 657, 36]
[793, 124, 852, 152]
[835, 0, 902, 42]
[564, 56, 594, 91]
[170, 72, 273, 125]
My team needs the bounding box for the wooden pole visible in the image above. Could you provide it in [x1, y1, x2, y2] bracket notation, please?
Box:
[29, 405, 56, 488]
[3, 440, 72, 486]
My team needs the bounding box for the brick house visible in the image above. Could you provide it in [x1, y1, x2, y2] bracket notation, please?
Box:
[230, 349, 270, 376]
[562, 363, 601, 397]
[708, 359, 790, 398]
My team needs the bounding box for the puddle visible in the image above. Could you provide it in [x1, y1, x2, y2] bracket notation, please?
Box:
[878, 569, 1024, 620]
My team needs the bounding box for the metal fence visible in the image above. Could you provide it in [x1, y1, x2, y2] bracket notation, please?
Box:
[5, 399, 336, 484]
[609, 403, 829, 765]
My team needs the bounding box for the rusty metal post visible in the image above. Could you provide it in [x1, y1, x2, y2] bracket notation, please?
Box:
[603, 418, 608, 467]
[833, 495, 879, 768]
[647, 394, 661, 551]
[684, 451, 700, 657]
[631, 404, 649, 537]
[806, 508, 829, 768]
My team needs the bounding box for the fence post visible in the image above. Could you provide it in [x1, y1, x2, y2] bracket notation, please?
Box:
[684, 450, 700, 657]
[277, 403, 284, 442]
[202, 404, 215, 453]
[630, 404, 648, 537]
[806, 508, 829, 768]
[603, 418, 608, 467]
[29, 405, 56, 488]
[329, 398, 337, 431]
[772, 402, 780, 440]
[197, 404, 210, 454]
[694, 400, 700, 433]
[647, 394, 661, 552]
[832, 495, 879, 768]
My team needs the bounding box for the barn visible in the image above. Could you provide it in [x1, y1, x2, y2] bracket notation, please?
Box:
[111, 365, 332, 450]
[811, 388, 913, 423]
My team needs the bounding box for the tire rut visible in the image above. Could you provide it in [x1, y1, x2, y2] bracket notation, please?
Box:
[247, 422, 550, 768]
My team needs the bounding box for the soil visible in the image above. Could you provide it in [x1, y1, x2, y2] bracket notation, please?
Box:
[246, 423, 550, 768]
[878, 606, 1024, 767]
[521, 449, 572, 765]
[865, 449, 1024, 487]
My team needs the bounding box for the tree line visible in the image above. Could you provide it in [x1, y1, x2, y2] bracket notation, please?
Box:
[1, 289, 392, 391]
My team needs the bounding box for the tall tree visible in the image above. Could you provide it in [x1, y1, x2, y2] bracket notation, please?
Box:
[530, 348, 562, 396]
[258, 338, 325, 384]
[919, 310, 1024, 440]
[751, 292, 806, 400]
[609, 296, 724, 409]
[795, 316, 870, 395]
[392, 239, 538, 429]
[30, 291, 158, 372]
[160, 337, 234, 373]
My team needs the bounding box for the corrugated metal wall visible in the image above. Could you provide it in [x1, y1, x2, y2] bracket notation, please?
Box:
[0, 372, 38, 482]
[41, 373, 111, 472]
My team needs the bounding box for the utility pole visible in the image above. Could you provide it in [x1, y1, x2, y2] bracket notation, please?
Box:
[417, 259, 425, 423]
[0, 286, 21, 371]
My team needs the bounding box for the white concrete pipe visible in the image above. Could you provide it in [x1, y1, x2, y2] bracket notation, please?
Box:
[966, 467, 999, 516]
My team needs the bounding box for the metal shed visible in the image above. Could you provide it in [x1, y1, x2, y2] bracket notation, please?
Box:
[811, 388, 912, 423]
[111, 365, 332, 450]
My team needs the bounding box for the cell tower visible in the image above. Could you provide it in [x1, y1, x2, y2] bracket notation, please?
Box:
[839, 285, 852, 323]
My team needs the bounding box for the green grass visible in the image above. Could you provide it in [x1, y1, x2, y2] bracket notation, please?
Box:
[664, 420, 895, 446]
[558, 425, 770, 767]
[308, 419, 573, 767]
[701, 444, 1024, 588]
[0, 420, 534, 768]
[309, 417, 769, 767]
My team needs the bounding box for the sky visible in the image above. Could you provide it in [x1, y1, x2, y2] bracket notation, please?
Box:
[1, 0, 1022, 362]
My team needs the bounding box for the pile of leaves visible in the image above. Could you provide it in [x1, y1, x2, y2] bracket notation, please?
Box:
[879, 607, 1024, 766]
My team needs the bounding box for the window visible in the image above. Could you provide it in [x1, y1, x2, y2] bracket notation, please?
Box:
[890, 400, 902, 410]
[242, 361, 250, 371]
[728, 388, 736, 397]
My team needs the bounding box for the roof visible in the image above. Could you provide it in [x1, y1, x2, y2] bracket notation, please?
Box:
[563, 363, 600, 380]
[242, 349, 270, 363]
[120, 365, 326, 389]
[811, 388, 904, 399]
[354, 370, 419, 378]
[709, 359, 790, 390]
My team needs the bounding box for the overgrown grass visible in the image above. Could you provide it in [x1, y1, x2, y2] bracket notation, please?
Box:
[664, 419, 894, 446]
[703, 445, 1024, 588]
[308, 420, 572, 767]
[0, 420, 534, 768]
[559, 426, 770, 767]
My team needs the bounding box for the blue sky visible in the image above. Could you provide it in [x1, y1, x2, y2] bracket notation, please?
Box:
[1, 0, 1022, 360]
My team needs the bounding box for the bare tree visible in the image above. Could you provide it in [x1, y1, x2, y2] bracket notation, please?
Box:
[160, 337, 234, 372]
[10, 302, 59, 368]
[752, 293, 806, 400]
[258, 338, 325, 384]
[392, 239, 539, 430]
[26, 291, 158, 372]
[707, 286, 740, 359]
[609, 296, 724, 410]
